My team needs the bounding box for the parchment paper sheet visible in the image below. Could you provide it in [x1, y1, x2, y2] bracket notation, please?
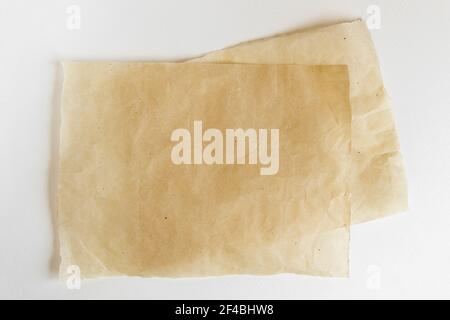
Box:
[193, 20, 408, 224]
[58, 62, 351, 278]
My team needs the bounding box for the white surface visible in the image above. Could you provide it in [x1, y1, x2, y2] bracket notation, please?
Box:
[1, 0, 449, 300]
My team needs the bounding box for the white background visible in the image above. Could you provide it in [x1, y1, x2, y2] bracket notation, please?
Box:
[1, 0, 449, 299]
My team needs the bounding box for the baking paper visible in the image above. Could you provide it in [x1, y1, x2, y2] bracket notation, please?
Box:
[58, 62, 351, 278]
[193, 20, 408, 223]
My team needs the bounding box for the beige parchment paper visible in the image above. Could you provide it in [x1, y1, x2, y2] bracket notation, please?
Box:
[192, 20, 408, 224]
[58, 62, 351, 278]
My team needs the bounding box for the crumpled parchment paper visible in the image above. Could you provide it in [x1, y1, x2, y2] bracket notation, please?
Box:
[58, 62, 351, 278]
[192, 20, 408, 223]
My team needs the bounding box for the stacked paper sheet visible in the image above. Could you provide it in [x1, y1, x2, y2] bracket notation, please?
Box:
[57, 20, 407, 279]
